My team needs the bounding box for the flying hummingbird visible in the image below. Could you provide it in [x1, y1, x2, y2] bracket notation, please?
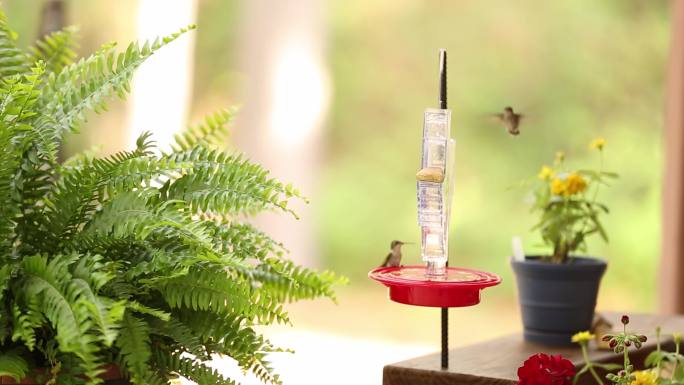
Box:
[493, 106, 524, 136]
[380, 240, 411, 268]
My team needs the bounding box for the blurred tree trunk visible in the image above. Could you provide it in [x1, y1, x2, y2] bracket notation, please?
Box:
[38, 0, 64, 37]
[235, 0, 328, 267]
[660, 0, 684, 314]
[126, 0, 198, 150]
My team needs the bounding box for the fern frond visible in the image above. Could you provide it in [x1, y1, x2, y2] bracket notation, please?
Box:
[76, 192, 214, 252]
[66, 255, 127, 346]
[157, 267, 290, 325]
[10, 303, 39, 350]
[0, 65, 50, 256]
[0, 8, 28, 77]
[70, 254, 116, 291]
[0, 265, 11, 304]
[126, 301, 170, 321]
[37, 25, 196, 143]
[257, 258, 343, 303]
[0, 349, 29, 381]
[1, 62, 45, 125]
[41, 140, 156, 249]
[164, 147, 305, 218]
[71, 279, 125, 347]
[148, 318, 208, 359]
[207, 222, 345, 301]
[0, 125, 20, 256]
[155, 268, 251, 315]
[0, 316, 9, 346]
[30, 26, 79, 75]
[116, 312, 151, 385]
[176, 310, 281, 384]
[153, 352, 237, 385]
[22, 255, 104, 384]
[171, 107, 235, 152]
[206, 221, 285, 259]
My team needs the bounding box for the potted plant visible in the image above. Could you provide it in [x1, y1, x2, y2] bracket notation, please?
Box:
[0, 10, 343, 385]
[511, 138, 617, 345]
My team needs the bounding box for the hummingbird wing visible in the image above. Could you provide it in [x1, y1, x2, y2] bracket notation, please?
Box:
[380, 253, 392, 267]
[481, 113, 506, 129]
[490, 113, 505, 122]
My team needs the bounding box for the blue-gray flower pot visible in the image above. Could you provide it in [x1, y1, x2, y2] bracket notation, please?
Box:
[511, 256, 607, 346]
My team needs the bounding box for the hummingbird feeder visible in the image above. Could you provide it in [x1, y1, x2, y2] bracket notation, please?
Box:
[369, 49, 501, 369]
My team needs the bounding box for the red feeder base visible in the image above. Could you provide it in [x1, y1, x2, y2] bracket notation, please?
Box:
[369, 265, 501, 308]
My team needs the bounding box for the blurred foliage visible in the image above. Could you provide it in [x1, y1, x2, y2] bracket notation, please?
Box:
[192, 0, 241, 114]
[322, 0, 669, 310]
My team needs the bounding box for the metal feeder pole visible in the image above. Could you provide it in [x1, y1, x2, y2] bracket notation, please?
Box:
[438, 48, 449, 370]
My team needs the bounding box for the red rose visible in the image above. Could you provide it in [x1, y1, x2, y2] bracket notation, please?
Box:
[516, 353, 575, 385]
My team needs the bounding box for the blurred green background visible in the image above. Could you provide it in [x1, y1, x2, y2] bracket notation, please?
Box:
[4, 0, 669, 348]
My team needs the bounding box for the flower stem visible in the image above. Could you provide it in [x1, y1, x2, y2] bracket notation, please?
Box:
[581, 344, 603, 385]
[575, 150, 604, 249]
[655, 327, 662, 378]
[673, 338, 680, 378]
[623, 323, 631, 378]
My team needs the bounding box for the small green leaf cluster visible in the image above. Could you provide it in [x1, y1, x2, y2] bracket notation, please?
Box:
[0, 8, 343, 385]
[526, 141, 618, 263]
[645, 329, 684, 384]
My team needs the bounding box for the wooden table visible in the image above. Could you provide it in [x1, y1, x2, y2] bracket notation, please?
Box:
[383, 312, 684, 385]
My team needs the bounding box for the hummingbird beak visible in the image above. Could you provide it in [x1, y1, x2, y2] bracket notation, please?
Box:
[401, 242, 414, 245]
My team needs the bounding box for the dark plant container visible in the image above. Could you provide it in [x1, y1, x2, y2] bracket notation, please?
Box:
[511, 256, 607, 346]
[0, 365, 131, 384]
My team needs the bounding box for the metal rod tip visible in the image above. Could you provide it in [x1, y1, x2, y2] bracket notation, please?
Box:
[439, 49, 447, 109]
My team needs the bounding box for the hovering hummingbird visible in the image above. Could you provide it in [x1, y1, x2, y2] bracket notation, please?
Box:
[493, 106, 524, 136]
[380, 240, 411, 268]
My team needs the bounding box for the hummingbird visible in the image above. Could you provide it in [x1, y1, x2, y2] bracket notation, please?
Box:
[380, 240, 411, 268]
[493, 106, 524, 136]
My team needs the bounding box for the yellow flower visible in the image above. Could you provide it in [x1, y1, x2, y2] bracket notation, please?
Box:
[590, 137, 606, 150]
[550, 178, 566, 196]
[550, 173, 587, 197]
[565, 173, 588, 195]
[538, 165, 554, 180]
[674, 332, 682, 345]
[571, 331, 595, 344]
[630, 370, 657, 385]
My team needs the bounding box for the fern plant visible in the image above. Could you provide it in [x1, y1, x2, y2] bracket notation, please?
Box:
[0, 9, 343, 385]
